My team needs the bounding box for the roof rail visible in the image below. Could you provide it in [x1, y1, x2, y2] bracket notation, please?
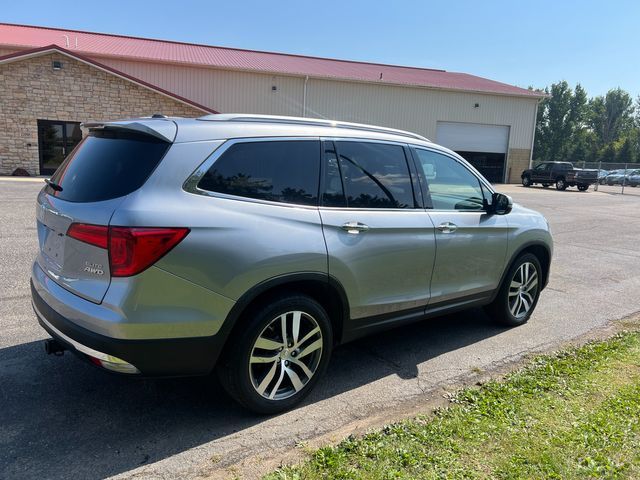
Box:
[198, 114, 430, 142]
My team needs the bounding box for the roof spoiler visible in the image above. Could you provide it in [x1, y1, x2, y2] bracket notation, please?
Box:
[82, 119, 177, 143]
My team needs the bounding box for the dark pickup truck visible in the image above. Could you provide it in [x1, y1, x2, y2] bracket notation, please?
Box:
[521, 161, 599, 191]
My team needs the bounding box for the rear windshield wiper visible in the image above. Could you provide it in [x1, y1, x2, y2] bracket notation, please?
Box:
[44, 178, 63, 192]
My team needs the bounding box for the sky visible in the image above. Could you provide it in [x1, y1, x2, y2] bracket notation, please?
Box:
[2, 0, 639, 98]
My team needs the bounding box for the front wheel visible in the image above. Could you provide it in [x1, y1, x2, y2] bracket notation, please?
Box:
[485, 253, 542, 327]
[522, 176, 532, 187]
[555, 178, 567, 190]
[217, 295, 332, 414]
[577, 184, 589, 191]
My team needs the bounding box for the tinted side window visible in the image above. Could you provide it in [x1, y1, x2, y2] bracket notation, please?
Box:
[413, 148, 485, 211]
[197, 140, 320, 206]
[334, 141, 414, 209]
[46, 132, 170, 202]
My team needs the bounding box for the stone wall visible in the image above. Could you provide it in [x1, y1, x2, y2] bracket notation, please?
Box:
[0, 52, 204, 175]
[506, 148, 531, 183]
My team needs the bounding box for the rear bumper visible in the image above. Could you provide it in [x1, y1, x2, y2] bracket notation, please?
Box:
[30, 278, 229, 377]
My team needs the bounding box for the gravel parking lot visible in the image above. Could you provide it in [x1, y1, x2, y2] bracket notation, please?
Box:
[2, 179, 640, 480]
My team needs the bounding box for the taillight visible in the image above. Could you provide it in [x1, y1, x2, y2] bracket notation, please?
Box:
[109, 227, 189, 277]
[67, 223, 109, 249]
[67, 224, 189, 277]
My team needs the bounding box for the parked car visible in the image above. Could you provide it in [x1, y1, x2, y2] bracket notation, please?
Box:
[597, 169, 610, 184]
[521, 161, 598, 191]
[622, 169, 640, 187]
[605, 169, 628, 185]
[32, 114, 553, 413]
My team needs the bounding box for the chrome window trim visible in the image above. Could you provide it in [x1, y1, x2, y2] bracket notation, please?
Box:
[182, 136, 322, 210]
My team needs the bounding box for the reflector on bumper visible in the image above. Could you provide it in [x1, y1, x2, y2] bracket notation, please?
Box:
[87, 353, 140, 374]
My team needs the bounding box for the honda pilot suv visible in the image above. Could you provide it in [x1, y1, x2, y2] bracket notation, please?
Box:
[31, 114, 553, 413]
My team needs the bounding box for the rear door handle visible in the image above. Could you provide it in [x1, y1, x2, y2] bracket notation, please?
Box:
[436, 222, 457, 234]
[341, 221, 370, 234]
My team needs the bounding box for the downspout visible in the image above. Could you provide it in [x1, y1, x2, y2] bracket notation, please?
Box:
[302, 75, 309, 117]
[529, 98, 540, 169]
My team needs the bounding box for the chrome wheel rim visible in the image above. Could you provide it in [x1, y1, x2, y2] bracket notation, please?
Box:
[557, 180, 565, 189]
[249, 310, 323, 401]
[508, 262, 538, 319]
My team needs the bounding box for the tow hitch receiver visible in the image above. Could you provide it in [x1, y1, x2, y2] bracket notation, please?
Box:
[44, 338, 66, 356]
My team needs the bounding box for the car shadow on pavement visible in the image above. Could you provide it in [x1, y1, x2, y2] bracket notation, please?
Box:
[0, 308, 504, 479]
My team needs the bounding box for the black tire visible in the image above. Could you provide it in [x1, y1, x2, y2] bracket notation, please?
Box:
[217, 294, 332, 414]
[521, 175, 532, 187]
[555, 177, 567, 190]
[485, 253, 542, 327]
[577, 184, 589, 191]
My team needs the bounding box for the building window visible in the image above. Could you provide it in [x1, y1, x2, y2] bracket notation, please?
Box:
[37, 120, 82, 175]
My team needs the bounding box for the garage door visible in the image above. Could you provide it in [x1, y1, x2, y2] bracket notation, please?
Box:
[436, 122, 510, 183]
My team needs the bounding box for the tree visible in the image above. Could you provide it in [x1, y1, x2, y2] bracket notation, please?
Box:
[534, 81, 588, 161]
[600, 143, 617, 163]
[589, 88, 635, 147]
[617, 137, 636, 164]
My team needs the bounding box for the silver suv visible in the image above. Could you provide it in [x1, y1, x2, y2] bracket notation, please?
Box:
[31, 114, 553, 413]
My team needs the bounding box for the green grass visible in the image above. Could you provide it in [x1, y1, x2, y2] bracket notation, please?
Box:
[265, 331, 640, 480]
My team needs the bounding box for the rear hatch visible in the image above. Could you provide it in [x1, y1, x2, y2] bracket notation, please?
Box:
[36, 120, 175, 303]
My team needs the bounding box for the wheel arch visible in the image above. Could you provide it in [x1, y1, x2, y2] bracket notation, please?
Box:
[491, 242, 552, 302]
[218, 273, 349, 360]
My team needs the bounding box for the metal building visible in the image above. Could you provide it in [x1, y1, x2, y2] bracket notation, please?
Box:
[0, 23, 544, 181]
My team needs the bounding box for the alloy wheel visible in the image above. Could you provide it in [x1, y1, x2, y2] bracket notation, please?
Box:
[508, 262, 538, 319]
[249, 310, 323, 401]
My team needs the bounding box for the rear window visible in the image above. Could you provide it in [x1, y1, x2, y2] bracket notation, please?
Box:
[45, 131, 170, 202]
[197, 140, 320, 206]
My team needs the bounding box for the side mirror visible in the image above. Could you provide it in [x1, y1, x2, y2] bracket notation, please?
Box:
[490, 192, 513, 215]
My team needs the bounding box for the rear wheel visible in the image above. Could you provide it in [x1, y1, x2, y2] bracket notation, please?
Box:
[555, 177, 567, 190]
[485, 253, 542, 327]
[521, 175, 532, 187]
[577, 184, 589, 191]
[217, 295, 332, 414]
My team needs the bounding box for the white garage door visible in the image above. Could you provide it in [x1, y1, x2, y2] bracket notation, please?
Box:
[436, 122, 509, 154]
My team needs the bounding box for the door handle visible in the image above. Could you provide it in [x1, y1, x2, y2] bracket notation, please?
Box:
[436, 222, 457, 234]
[341, 221, 370, 234]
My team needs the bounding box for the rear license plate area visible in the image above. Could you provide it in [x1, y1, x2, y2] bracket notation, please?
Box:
[43, 227, 65, 267]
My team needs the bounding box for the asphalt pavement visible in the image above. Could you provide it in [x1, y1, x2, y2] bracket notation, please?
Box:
[1, 179, 640, 479]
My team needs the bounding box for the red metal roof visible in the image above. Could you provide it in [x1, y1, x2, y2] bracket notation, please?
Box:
[0, 23, 544, 98]
[0, 45, 216, 113]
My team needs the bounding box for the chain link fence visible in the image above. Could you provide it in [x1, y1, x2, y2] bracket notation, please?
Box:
[530, 160, 640, 195]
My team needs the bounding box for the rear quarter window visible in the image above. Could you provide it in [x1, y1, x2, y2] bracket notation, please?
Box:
[46, 130, 170, 202]
[196, 140, 320, 206]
